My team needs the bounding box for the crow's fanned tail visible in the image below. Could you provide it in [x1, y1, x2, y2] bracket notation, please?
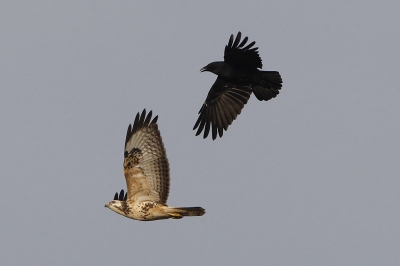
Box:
[252, 71, 282, 101]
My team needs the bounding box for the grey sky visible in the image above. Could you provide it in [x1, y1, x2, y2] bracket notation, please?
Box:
[1, 1, 399, 265]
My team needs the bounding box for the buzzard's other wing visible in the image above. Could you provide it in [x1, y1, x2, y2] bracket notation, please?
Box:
[113, 189, 127, 201]
[124, 110, 170, 204]
[224, 31, 262, 70]
[193, 77, 252, 140]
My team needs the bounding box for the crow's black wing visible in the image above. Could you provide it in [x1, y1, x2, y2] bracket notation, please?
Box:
[224, 32, 262, 70]
[193, 77, 252, 140]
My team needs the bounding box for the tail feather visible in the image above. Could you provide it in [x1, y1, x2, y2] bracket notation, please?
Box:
[164, 206, 205, 219]
[253, 71, 282, 101]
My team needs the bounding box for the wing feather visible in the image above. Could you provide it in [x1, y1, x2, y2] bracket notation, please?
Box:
[193, 77, 252, 140]
[238, 36, 248, 48]
[224, 32, 262, 69]
[124, 109, 170, 204]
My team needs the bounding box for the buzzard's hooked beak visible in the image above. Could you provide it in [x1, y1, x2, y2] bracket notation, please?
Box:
[200, 66, 208, 72]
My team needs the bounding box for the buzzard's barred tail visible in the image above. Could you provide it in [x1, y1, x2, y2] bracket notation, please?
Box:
[253, 71, 282, 101]
[164, 207, 205, 219]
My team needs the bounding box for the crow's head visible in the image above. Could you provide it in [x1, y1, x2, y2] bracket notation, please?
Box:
[200, 61, 224, 75]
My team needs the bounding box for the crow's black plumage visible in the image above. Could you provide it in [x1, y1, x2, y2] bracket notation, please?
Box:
[194, 32, 282, 140]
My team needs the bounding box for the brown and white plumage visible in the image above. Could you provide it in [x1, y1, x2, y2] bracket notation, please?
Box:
[105, 109, 205, 221]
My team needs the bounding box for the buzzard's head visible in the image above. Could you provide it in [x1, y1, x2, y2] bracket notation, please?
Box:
[105, 200, 127, 217]
[105, 189, 129, 217]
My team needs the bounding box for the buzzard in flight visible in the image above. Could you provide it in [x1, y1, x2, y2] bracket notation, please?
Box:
[194, 32, 282, 140]
[105, 109, 205, 221]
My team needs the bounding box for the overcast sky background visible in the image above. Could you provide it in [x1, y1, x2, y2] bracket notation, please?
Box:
[1, 1, 399, 265]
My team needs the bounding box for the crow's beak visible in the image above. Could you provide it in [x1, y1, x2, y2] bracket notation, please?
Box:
[200, 67, 207, 72]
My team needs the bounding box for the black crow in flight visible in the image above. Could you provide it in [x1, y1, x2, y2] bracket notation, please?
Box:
[193, 32, 282, 140]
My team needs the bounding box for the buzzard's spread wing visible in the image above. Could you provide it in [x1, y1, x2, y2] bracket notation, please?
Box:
[193, 77, 252, 140]
[224, 32, 262, 70]
[124, 110, 170, 204]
